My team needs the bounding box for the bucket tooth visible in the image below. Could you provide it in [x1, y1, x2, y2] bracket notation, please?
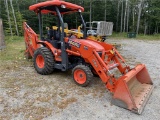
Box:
[111, 64, 153, 114]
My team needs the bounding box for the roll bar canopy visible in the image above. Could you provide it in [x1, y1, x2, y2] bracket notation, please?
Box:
[29, 0, 84, 15]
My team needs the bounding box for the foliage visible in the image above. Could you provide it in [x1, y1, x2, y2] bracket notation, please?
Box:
[0, 0, 160, 36]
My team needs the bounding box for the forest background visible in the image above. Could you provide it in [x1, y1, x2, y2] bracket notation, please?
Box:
[0, 0, 160, 36]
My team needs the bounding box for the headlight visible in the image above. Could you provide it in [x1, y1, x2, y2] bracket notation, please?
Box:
[78, 9, 82, 12]
[61, 4, 66, 8]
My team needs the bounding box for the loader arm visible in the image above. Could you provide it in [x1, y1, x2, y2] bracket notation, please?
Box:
[81, 43, 153, 114]
[82, 46, 128, 92]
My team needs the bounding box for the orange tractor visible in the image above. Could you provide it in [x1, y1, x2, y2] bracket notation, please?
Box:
[24, 0, 153, 114]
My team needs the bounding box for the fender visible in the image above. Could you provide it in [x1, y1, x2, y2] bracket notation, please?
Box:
[37, 41, 59, 57]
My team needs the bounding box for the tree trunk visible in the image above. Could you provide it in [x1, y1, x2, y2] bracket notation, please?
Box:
[123, 0, 128, 32]
[148, 24, 150, 35]
[126, 2, 130, 32]
[156, 22, 158, 33]
[89, 0, 92, 30]
[10, 0, 19, 36]
[120, 0, 123, 33]
[5, 0, 13, 36]
[144, 19, 147, 35]
[116, 0, 120, 32]
[0, 1, 1, 18]
[104, 0, 106, 21]
[0, 19, 5, 49]
[136, 0, 143, 34]
[132, 5, 135, 32]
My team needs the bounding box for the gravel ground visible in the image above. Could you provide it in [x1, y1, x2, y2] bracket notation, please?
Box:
[0, 39, 160, 120]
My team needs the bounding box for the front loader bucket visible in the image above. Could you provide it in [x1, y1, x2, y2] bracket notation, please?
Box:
[112, 64, 153, 114]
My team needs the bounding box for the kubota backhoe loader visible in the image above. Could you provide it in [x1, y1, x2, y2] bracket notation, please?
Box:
[24, 0, 153, 114]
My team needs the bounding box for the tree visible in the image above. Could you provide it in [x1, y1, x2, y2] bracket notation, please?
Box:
[10, 0, 19, 36]
[126, 1, 130, 32]
[136, 0, 144, 34]
[0, 0, 159, 35]
[146, 0, 160, 34]
[5, 0, 13, 36]
[116, 0, 120, 32]
[120, 0, 124, 33]
[123, 0, 128, 32]
[0, 19, 5, 49]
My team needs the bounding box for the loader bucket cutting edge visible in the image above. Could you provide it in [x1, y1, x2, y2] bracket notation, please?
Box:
[112, 64, 154, 114]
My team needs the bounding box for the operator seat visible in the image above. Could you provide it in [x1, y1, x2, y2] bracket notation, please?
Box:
[46, 29, 58, 48]
[47, 29, 54, 40]
[47, 29, 66, 49]
[47, 29, 60, 49]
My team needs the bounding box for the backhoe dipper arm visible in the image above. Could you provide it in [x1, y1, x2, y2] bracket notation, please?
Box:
[23, 22, 39, 57]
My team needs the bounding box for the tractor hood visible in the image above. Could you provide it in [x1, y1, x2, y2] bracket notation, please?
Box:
[71, 39, 105, 51]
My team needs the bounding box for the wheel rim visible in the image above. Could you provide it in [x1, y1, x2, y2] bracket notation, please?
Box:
[74, 69, 86, 84]
[36, 55, 44, 68]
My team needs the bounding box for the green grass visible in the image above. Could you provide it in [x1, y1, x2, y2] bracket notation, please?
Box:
[0, 34, 159, 61]
[110, 32, 128, 39]
[110, 32, 160, 40]
[0, 36, 25, 61]
[136, 34, 160, 40]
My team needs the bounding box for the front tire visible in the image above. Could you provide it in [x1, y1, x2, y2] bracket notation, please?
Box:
[72, 65, 93, 87]
[33, 47, 55, 75]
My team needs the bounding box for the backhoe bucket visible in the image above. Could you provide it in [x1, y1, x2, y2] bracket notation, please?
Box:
[112, 64, 153, 114]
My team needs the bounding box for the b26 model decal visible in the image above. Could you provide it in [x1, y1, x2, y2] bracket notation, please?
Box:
[68, 39, 81, 48]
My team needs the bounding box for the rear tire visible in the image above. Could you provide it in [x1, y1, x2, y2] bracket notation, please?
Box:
[72, 65, 93, 87]
[33, 47, 55, 75]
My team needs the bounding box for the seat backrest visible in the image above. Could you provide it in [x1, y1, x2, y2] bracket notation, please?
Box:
[48, 29, 54, 39]
[55, 31, 67, 40]
[53, 30, 59, 40]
